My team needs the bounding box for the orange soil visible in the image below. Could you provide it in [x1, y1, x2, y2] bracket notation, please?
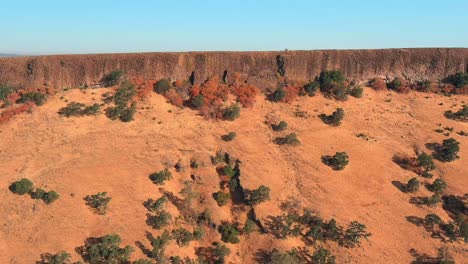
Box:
[0, 88, 466, 263]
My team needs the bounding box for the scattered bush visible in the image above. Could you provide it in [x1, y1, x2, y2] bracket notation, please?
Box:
[85, 192, 111, 215]
[106, 81, 137, 122]
[417, 152, 435, 172]
[435, 138, 460, 162]
[31, 188, 46, 200]
[319, 108, 344, 126]
[221, 132, 236, 142]
[18, 92, 47, 106]
[270, 248, 304, 264]
[304, 81, 320, 96]
[272, 121, 288, 131]
[147, 210, 172, 230]
[243, 219, 259, 234]
[172, 228, 194, 247]
[446, 72, 468, 88]
[148, 230, 172, 262]
[149, 169, 172, 185]
[59, 102, 100, 117]
[274, 133, 300, 146]
[405, 178, 420, 193]
[340, 221, 371, 248]
[245, 185, 270, 205]
[311, 248, 336, 264]
[222, 104, 240, 121]
[319, 70, 345, 90]
[427, 178, 447, 194]
[0, 84, 13, 104]
[444, 105, 467, 122]
[37, 251, 76, 264]
[213, 191, 231, 206]
[78, 234, 134, 264]
[190, 94, 205, 109]
[322, 152, 349, 170]
[349, 86, 363, 98]
[9, 178, 34, 195]
[193, 226, 205, 240]
[144, 196, 168, 212]
[387, 77, 402, 91]
[101, 70, 123, 87]
[43, 191, 59, 204]
[154, 79, 172, 94]
[269, 87, 286, 102]
[233, 83, 258, 108]
[219, 223, 240, 244]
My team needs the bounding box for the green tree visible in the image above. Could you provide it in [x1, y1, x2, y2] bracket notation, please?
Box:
[79, 234, 134, 264]
[311, 248, 336, 264]
[245, 185, 270, 205]
[101, 70, 123, 87]
[43, 191, 59, 204]
[319, 108, 345, 126]
[405, 178, 420, 193]
[322, 152, 349, 170]
[172, 228, 194, 247]
[427, 178, 447, 194]
[153, 79, 172, 94]
[85, 192, 111, 215]
[436, 138, 460, 162]
[9, 178, 34, 195]
[149, 169, 172, 185]
[417, 152, 435, 172]
[147, 210, 172, 230]
[219, 223, 240, 244]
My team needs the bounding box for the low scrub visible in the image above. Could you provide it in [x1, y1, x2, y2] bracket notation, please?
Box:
[17, 92, 47, 106]
[319, 108, 344, 126]
[101, 70, 123, 87]
[147, 210, 172, 230]
[244, 185, 270, 205]
[9, 178, 34, 195]
[213, 191, 231, 206]
[349, 86, 363, 98]
[322, 152, 349, 170]
[58, 102, 100, 117]
[222, 104, 240, 121]
[85, 192, 111, 215]
[78, 234, 134, 263]
[271, 121, 288, 131]
[274, 133, 300, 146]
[444, 105, 467, 122]
[405, 178, 420, 193]
[221, 132, 236, 142]
[433, 138, 460, 162]
[149, 169, 172, 185]
[219, 223, 241, 244]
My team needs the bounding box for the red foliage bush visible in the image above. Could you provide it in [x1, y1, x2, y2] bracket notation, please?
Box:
[0, 102, 34, 125]
[282, 85, 301, 103]
[232, 83, 258, 108]
[164, 89, 184, 107]
[369, 78, 387, 91]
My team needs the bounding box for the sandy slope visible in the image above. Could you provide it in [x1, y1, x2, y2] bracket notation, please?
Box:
[0, 88, 466, 263]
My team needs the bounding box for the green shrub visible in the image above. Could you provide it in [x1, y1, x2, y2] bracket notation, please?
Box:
[18, 92, 47, 106]
[31, 188, 46, 200]
[79, 234, 133, 264]
[144, 196, 168, 212]
[444, 105, 468, 122]
[118, 102, 136, 122]
[133, 259, 154, 264]
[322, 152, 349, 170]
[340, 221, 371, 248]
[319, 108, 344, 126]
[272, 121, 288, 131]
[427, 178, 447, 194]
[245, 185, 270, 205]
[85, 192, 111, 215]
[387, 78, 402, 91]
[101, 70, 123, 87]
[153, 79, 172, 94]
[147, 211, 172, 230]
[149, 169, 172, 185]
[37, 251, 74, 264]
[270, 248, 303, 264]
[0, 84, 13, 103]
[220, 165, 236, 178]
[435, 138, 460, 162]
[43, 191, 59, 204]
[59, 102, 100, 117]
[311, 247, 336, 264]
[193, 226, 205, 240]
[172, 228, 194, 247]
[219, 223, 240, 244]
[243, 219, 259, 234]
[349, 86, 363, 98]
[190, 94, 205, 109]
[417, 152, 435, 172]
[277, 55, 286, 77]
[148, 230, 172, 262]
[223, 104, 240, 121]
[274, 133, 300, 146]
[269, 87, 286, 102]
[422, 194, 442, 207]
[304, 81, 320, 96]
[424, 214, 442, 227]
[221, 132, 237, 142]
[319, 70, 345, 90]
[213, 191, 231, 206]
[447, 72, 468, 88]
[405, 178, 420, 193]
[9, 178, 34, 195]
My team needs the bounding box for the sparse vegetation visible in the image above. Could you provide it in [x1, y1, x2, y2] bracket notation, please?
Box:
[149, 169, 172, 185]
[434, 138, 460, 162]
[58, 102, 100, 117]
[18, 91, 47, 106]
[274, 133, 300, 146]
[144, 196, 168, 212]
[213, 191, 231, 206]
[84, 192, 111, 215]
[153, 79, 172, 94]
[319, 108, 344, 126]
[269, 87, 286, 102]
[405, 178, 420, 193]
[106, 81, 137, 122]
[322, 152, 349, 170]
[9, 178, 34, 195]
[147, 210, 172, 230]
[444, 105, 467, 122]
[318, 70, 348, 101]
[304, 81, 320, 96]
[172, 228, 194, 247]
[272, 121, 288, 131]
[222, 104, 240, 121]
[219, 223, 240, 244]
[427, 178, 447, 194]
[101, 70, 123, 87]
[349, 86, 363, 98]
[446, 72, 468, 88]
[37, 251, 78, 264]
[43, 191, 59, 204]
[244, 185, 270, 205]
[221, 132, 236, 142]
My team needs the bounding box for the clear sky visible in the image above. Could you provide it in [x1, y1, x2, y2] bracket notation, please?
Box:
[2, 0, 468, 55]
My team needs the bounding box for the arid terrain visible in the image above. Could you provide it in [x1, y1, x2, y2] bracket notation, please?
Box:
[0, 50, 467, 264]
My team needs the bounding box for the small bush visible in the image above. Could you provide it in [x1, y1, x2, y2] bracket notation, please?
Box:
[0, 84, 13, 103]
[417, 152, 435, 172]
[190, 94, 205, 109]
[319, 70, 345, 90]
[444, 105, 468, 122]
[270, 248, 304, 264]
[349, 86, 363, 98]
[221, 165, 236, 178]
[149, 169, 172, 185]
[311, 248, 336, 264]
[446, 72, 468, 88]
[118, 102, 136, 122]
[340, 221, 371, 248]
[9, 178, 34, 195]
[154, 79, 172, 94]
[213, 191, 231, 206]
[79, 234, 134, 263]
[193, 226, 205, 240]
[369, 78, 387, 90]
[18, 92, 46, 106]
[85, 192, 111, 215]
[144, 196, 168, 212]
[435, 138, 460, 162]
[219, 223, 240, 244]
[245, 185, 270, 205]
[147, 211, 172, 230]
[422, 194, 442, 207]
[37, 251, 74, 264]
[243, 219, 259, 234]
[405, 178, 420, 193]
[59, 102, 100, 117]
[31, 188, 46, 200]
[221, 132, 236, 142]
[43, 191, 59, 204]
[274, 133, 300, 146]
[387, 78, 402, 91]
[269, 87, 286, 102]
[172, 228, 194, 247]
[319, 108, 344, 126]
[304, 81, 320, 96]
[101, 70, 123, 87]
[223, 104, 240, 121]
[427, 178, 447, 194]
[322, 152, 349, 170]
[272, 121, 288, 131]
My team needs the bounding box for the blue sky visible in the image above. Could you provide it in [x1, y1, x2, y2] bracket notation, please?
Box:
[2, 0, 467, 54]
